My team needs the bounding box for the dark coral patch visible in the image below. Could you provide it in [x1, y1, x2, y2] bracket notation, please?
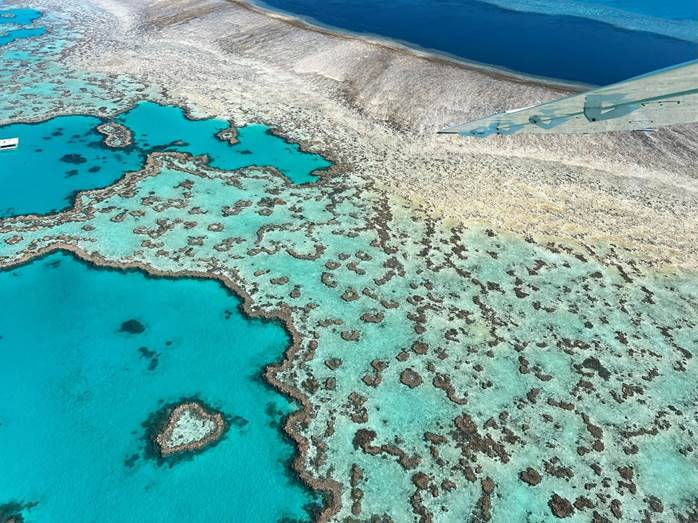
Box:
[60, 153, 87, 164]
[519, 467, 542, 486]
[137, 346, 159, 370]
[400, 368, 423, 388]
[549, 493, 574, 518]
[120, 319, 145, 334]
[141, 398, 228, 465]
[123, 453, 139, 468]
[230, 415, 249, 428]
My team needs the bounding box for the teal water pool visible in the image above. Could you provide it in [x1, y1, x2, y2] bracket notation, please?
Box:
[0, 6, 44, 46]
[0, 115, 141, 217]
[0, 251, 317, 521]
[0, 101, 331, 217]
[0, 26, 44, 45]
[116, 101, 331, 183]
[0, 7, 42, 25]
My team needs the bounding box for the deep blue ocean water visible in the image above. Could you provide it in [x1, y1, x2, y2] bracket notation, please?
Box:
[0, 101, 331, 217]
[0, 251, 317, 521]
[253, 0, 698, 85]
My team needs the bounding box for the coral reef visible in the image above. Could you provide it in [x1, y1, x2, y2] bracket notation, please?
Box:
[153, 401, 227, 458]
[1, 0, 697, 520]
[1, 152, 695, 520]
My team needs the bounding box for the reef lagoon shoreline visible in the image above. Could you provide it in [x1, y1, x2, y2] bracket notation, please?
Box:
[0, 232, 344, 522]
[0, 151, 345, 520]
[0, 242, 338, 520]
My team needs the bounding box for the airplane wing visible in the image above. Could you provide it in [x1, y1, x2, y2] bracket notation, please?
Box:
[440, 60, 698, 137]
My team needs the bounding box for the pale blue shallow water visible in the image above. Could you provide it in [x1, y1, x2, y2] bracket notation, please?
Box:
[578, 0, 697, 20]
[0, 101, 331, 217]
[0, 251, 317, 521]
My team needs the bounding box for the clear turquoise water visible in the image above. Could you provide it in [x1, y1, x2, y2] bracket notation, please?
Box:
[0, 6, 44, 46]
[0, 7, 41, 25]
[0, 251, 317, 521]
[0, 101, 330, 217]
[116, 102, 331, 184]
[0, 26, 44, 46]
[0, 115, 142, 217]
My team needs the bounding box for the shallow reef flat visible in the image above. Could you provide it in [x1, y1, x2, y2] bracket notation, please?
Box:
[152, 400, 227, 458]
[0, 0, 697, 521]
[0, 1, 160, 122]
[1, 153, 696, 521]
[3, 0, 698, 268]
[22, 0, 696, 269]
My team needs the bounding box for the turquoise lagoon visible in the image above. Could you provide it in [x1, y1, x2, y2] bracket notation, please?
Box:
[0, 101, 331, 217]
[0, 251, 317, 521]
[0, 8, 42, 26]
[0, 6, 45, 46]
[0, 10, 329, 518]
[115, 101, 331, 184]
[0, 27, 44, 46]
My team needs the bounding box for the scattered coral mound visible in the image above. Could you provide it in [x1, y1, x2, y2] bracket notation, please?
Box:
[155, 401, 226, 457]
[4, 153, 696, 520]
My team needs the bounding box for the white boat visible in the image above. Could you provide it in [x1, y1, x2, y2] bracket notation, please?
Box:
[0, 137, 19, 151]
